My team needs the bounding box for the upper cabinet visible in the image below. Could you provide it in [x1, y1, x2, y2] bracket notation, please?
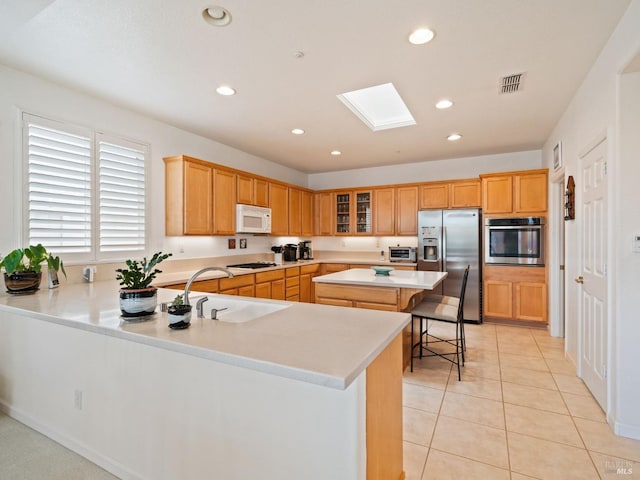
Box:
[164, 155, 236, 235]
[419, 179, 480, 210]
[481, 169, 548, 215]
[269, 182, 289, 235]
[395, 185, 418, 235]
[237, 174, 268, 207]
[314, 192, 334, 236]
[301, 190, 314, 237]
[373, 188, 395, 235]
[288, 187, 302, 236]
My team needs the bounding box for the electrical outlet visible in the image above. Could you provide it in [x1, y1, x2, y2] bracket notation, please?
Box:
[74, 389, 83, 410]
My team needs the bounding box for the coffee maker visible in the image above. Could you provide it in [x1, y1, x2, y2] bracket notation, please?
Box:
[298, 241, 313, 260]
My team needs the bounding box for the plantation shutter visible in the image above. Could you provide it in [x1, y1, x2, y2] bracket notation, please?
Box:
[25, 116, 93, 254]
[97, 137, 147, 253]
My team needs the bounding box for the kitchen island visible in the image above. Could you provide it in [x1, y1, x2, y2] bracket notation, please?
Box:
[314, 268, 448, 369]
[0, 281, 409, 480]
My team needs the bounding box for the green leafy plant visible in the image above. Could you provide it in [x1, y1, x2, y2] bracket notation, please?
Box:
[0, 244, 66, 277]
[115, 252, 172, 289]
[171, 293, 184, 306]
[167, 293, 191, 315]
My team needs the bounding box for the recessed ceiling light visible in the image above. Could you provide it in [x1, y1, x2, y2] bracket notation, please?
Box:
[436, 99, 453, 109]
[337, 83, 416, 131]
[202, 6, 232, 26]
[216, 85, 236, 96]
[330, 150, 341, 156]
[291, 128, 305, 135]
[409, 28, 435, 45]
[447, 133, 462, 141]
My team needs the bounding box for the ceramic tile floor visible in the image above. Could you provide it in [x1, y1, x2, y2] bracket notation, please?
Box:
[403, 322, 640, 480]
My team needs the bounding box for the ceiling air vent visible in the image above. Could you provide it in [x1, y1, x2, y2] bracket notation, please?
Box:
[500, 73, 525, 94]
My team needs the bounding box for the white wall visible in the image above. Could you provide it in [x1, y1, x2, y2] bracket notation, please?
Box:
[541, 0, 640, 438]
[308, 150, 542, 190]
[0, 64, 308, 262]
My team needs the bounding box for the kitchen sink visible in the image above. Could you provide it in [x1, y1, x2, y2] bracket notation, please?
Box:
[200, 296, 289, 323]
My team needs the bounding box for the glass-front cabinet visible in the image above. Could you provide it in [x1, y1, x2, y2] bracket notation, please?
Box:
[335, 190, 372, 235]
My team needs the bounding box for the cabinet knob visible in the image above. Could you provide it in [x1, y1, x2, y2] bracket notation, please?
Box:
[575, 276, 584, 284]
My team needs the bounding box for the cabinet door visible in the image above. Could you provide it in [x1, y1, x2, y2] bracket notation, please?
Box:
[354, 190, 372, 234]
[395, 186, 418, 235]
[288, 187, 302, 235]
[482, 176, 513, 214]
[269, 182, 289, 235]
[271, 279, 285, 300]
[184, 161, 213, 235]
[484, 280, 513, 318]
[254, 178, 269, 207]
[301, 190, 314, 236]
[254, 282, 271, 299]
[236, 174, 254, 205]
[450, 180, 481, 208]
[314, 192, 334, 236]
[213, 169, 236, 234]
[299, 273, 312, 303]
[335, 192, 352, 234]
[420, 183, 449, 209]
[515, 282, 547, 322]
[373, 188, 395, 235]
[515, 173, 547, 213]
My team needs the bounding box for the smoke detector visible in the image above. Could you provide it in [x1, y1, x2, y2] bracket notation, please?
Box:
[500, 73, 525, 94]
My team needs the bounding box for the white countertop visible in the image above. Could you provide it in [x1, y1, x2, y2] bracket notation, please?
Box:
[0, 281, 409, 390]
[313, 268, 448, 290]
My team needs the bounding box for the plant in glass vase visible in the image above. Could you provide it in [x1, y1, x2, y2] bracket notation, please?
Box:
[115, 252, 172, 318]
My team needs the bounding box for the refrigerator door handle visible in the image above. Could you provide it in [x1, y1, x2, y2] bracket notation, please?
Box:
[441, 226, 447, 272]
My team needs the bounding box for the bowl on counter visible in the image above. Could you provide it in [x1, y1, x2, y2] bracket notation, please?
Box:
[371, 266, 394, 276]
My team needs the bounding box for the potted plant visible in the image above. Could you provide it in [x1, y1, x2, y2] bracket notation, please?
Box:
[166, 293, 192, 329]
[0, 244, 66, 294]
[115, 252, 172, 318]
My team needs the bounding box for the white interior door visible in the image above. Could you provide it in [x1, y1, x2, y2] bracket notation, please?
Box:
[578, 137, 608, 409]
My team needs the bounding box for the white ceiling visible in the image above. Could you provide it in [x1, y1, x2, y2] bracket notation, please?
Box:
[0, 0, 631, 173]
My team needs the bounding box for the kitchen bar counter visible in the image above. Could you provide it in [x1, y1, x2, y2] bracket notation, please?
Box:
[313, 268, 447, 290]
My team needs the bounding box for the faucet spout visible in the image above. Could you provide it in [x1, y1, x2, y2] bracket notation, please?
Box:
[184, 267, 234, 306]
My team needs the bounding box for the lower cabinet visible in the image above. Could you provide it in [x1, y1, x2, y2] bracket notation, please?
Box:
[219, 275, 255, 297]
[484, 266, 547, 323]
[255, 270, 285, 300]
[299, 264, 320, 303]
[285, 266, 300, 302]
[164, 279, 219, 293]
[315, 284, 400, 312]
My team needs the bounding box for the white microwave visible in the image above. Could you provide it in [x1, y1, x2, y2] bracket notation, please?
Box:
[236, 204, 272, 234]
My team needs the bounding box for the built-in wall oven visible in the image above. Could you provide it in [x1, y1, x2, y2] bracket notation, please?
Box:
[485, 217, 545, 266]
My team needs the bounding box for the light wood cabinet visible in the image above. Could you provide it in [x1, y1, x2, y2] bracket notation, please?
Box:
[301, 190, 314, 236]
[395, 186, 418, 235]
[219, 274, 255, 296]
[335, 190, 373, 235]
[288, 187, 302, 236]
[164, 279, 219, 293]
[373, 188, 395, 235]
[449, 180, 481, 208]
[419, 183, 449, 209]
[164, 156, 214, 235]
[481, 169, 547, 215]
[484, 266, 547, 323]
[255, 270, 285, 300]
[314, 192, 334, 236]
[269, 182, 289, 235]
[213, 169, 236, 235]
[237, 174, 269, 207]
[300, 264, 320, 303]
[285, 266, 300, 301]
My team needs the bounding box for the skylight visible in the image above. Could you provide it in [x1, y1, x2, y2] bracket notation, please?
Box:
[337, 83, 416, 131]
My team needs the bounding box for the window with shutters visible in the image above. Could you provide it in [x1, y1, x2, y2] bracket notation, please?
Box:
[23, 113, 148, 262]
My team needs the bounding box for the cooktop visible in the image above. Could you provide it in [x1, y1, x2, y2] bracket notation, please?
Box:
[226, 262, 277, 269]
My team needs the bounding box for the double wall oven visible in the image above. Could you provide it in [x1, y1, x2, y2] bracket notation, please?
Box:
[484, 217, 545, 266]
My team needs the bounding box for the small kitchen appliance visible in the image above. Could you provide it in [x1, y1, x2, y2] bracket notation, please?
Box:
[283, 244, 298, 262]
[298, 241, 313, 260]
[388, 246, 416, 263]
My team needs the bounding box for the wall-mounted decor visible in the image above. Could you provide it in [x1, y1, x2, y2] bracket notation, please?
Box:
[553, 141, 563, 170]
[564, 175, 575, 220]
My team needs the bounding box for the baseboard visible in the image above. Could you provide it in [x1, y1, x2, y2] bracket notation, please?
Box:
[483, 317, 548, 328]
[614, 420, 640, 441]
[0, 399, 142, 480]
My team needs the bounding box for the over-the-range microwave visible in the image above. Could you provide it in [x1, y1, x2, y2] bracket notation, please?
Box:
[236, 204, 272, 234]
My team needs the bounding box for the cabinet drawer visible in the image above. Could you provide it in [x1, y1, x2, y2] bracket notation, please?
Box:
[286, 285, 300, 299]
[316, 297, 353, 308]
[286, 276, 300, 287]
[300, 264, 320, 274]
[354, 301, 398, 312]
[285, 267, 300, 277]
[219, 274, 254, 290]
[322, 263, 349, 273]
[255, 269, 284, 283]
[315, 284, 398, 305]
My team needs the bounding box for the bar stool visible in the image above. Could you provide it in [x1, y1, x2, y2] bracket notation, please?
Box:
[410, 265, 470, 380]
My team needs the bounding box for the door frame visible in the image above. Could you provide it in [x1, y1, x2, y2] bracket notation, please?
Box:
[548, 168, 566, 339]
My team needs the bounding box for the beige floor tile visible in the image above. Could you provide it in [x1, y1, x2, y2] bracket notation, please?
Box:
[562, 391, 606, 422]
[552, 373, 592, 397]
[502, 382, 569, 414]
[421, 449, 510, 480]
[499, 352, 548, 372]
[496, 343, 542, 357]
[574, 418, 640, 463]
[403, 382, 445, 414]
[544, 357, 577, 375]
[403, 442, 428, 480]
[440, 391, 505, 429]
[538, 346, 566, 360]
[404, 366, 451, 391]
[404, 407, 438, 446]
[430, 415, 509, 469]
[504, 403, 583, 448]
[501, 366, 557, 390]
[465, 347, 500, 363]
[510, 473, 541, 480]
[446, 372, 503, 401]
[459, 359, 501, 381]
[589, 451, 637, 479]
[508, 431, 599, 480]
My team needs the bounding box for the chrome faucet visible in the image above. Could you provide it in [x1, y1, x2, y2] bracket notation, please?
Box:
[183, 267, 234, 306]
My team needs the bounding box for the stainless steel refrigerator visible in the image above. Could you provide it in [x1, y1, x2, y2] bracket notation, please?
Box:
[417, 209, 482, 323]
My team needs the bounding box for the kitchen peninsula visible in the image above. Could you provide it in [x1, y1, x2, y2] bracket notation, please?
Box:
[0, 280, 409, 480]
[314, 268, 447, 368]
